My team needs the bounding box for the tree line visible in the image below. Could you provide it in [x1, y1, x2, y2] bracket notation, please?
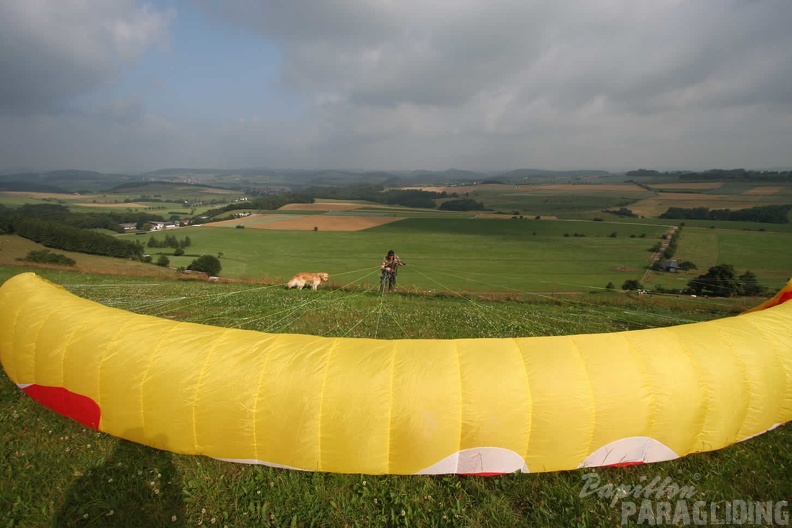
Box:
[627, 168, 792, 182]
[147, 234, 192, 249]
[660, 205, 792, 224]
[3, 215, 144, 259]
[0, 204, 148, 259]
[303, 184, 447, 209]
[302, 185, 487, 211]
[21, 203, 164, 230]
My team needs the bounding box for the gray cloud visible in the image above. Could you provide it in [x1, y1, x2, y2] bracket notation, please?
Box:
[203, 1, 792, 114]
[2, 0, 791, 172]
[0, 0, 173, 115]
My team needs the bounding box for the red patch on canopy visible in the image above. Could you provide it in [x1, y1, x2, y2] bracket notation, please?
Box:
[21, 385, 101, 430]
[778, 290, 792, 305]
[606, 461, 646, 468]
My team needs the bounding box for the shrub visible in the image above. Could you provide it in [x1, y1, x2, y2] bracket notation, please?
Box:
[688, 266, 766, 297]
[187, 255, 222, 276]
[20, 249, 75, 266]
[438, 198, 486, 211]
[621, 279, 643, 291]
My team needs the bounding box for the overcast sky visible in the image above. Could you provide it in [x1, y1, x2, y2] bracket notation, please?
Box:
[1, 0, 791, 174]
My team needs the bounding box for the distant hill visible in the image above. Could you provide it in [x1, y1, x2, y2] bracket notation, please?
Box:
[141, 168, 452, 188]
[108, 180, 233, 194]
[397, 168, 490, 185]
[6, 166, 730, 194]
[0, 170, 143, 193]
[490, 169, 611, 183]
[0, 175, 67, 193]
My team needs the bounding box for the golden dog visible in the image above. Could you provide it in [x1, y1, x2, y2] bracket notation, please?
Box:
[287, 272, 329, 290]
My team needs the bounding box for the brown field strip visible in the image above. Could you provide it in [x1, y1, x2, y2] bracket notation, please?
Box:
[76, 202, 149, 208]
[742, 186, 786, 195]
[0, 191, 102, 200]
[211, 213, 405, 231]
[254, 215, 405, 231]
[651, 182, 724, 190]
[278, 202, 365, 212]
[407, 183, 648, 194]
[521, 184, 644, 193]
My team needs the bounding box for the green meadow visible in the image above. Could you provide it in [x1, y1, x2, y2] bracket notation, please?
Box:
[129, 218, 675, 293]
[128, 214, 791, 294]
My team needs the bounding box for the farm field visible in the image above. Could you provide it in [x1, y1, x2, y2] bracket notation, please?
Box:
[122, 218, 676, 293]
[641, 226, 792, 291]
[0, 266, 790, 527]
[2, 175, 791, 293]
[0, 187, 239, 216]
[123, 215, 789, 294]
[409, 180, 792, 222]
[628, 192, 792, 218]
[211, 213, 406, 231]
[2, 217, 790, 295]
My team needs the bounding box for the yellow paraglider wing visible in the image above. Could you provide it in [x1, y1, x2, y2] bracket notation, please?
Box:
[1, 272, 791, 475]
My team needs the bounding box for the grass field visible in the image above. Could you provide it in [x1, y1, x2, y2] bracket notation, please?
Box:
[642, 227, 792, 291]
[2, 210, 789, 294]
[1, 266, 790, 527]
[123, 215, 790, 294]
[121, 218, 675, 293]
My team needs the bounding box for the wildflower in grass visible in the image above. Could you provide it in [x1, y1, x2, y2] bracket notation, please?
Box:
[171, 515, 177, 522]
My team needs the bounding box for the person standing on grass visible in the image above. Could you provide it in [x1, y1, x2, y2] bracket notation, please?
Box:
[380, 249, 405, 290]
